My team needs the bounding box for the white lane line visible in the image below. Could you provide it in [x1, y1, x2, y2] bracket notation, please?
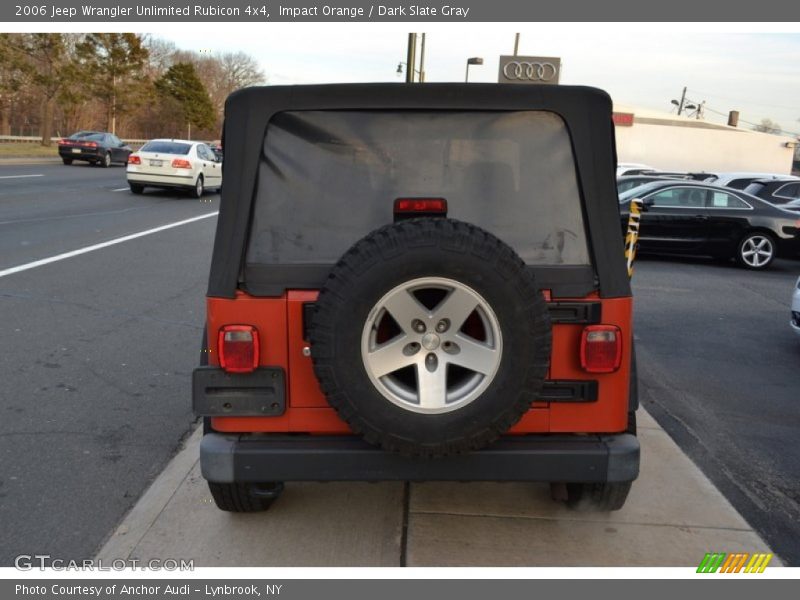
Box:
[0, 174, 44, 180]
[0, 211, 218, 279]
[111, 187, 129, 192]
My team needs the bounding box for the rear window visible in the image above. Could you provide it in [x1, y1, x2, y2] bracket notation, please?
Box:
[140, 141, 192, 155]
[727, 178, 754, 190]
[246, 110, 590, 267]
[743, 182, 765, 195]
[68, 131, 97, 140]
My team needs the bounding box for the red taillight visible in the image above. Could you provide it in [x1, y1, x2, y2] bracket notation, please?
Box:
[128, 155, 141, 165]
[60, 139, 73, 146]
[580, 325, 622, 373]
[84, 141, 98, 148]
[218, 325, 259, 373]
[172, 158, 192, 169]
[394, 198, 447, 214]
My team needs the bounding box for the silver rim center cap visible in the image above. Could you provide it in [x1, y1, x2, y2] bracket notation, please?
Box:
[421, 333, 441, 351]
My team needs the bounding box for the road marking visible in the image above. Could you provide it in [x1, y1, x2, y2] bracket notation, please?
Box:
[0, 174, 44, 180]
[0, 211, 218, 279]
[111, 187, 129, 192]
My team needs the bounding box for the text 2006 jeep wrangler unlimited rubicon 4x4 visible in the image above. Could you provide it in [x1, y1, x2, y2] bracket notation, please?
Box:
[193, 83, 640, 512]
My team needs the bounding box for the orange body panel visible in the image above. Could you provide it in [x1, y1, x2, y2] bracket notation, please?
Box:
[209, 291, 632, 435]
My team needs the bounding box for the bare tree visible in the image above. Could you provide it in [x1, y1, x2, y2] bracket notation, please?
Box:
[752, 118, 782, 135]
[18, 34, 75, 145]
[0, 34, 32, 135]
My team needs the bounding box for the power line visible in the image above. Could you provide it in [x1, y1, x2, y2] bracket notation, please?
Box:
[703, 104, 800, 137]
[687, 88, 800, 112]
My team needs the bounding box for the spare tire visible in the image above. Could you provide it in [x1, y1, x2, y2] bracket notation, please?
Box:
[309, 218, 551, 457]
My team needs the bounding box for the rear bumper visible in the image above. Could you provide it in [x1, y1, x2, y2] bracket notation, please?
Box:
[200, 432, 640, 484]
[127, 172, 195, 188]
[59, 149, 100, 160]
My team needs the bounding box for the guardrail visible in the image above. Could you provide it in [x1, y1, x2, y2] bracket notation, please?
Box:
[0, 135, 211, 145]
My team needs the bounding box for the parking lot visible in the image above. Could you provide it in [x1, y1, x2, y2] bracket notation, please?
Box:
[0, 161, 798, 566]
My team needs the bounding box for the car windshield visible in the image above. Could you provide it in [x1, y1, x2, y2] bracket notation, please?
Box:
[140, 141, 192, 155]
[618, 181, 664, 203]
[80, 133, 105, 142]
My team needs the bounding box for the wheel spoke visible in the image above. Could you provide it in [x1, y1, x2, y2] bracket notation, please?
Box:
[365, 337, 414, 378]
[382, 291, 427, 334]
[417, 363, 448, 409]
[434, 287, 479, 331]
[449, 335, 499, 375]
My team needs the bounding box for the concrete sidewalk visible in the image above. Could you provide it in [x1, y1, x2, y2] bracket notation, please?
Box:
[97, 409, 779, 567]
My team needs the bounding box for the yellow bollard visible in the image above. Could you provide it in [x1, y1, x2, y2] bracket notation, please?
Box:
[624, 198, 643, 278]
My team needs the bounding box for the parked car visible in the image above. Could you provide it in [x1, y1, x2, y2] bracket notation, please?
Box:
[618, 180, 800, 269]
[743, 178, 800, 205]
[792, 277, 800, 337]
[58, 131, 131, 167]
[617, 162, 656, 177]
[617, 174, 689, 195]
[194, 84, 640, 513]
[208, 140, 223, 161]
[126, 139, 222, 198]
[781, 199, 800, 213]
[693, 172, 799, 190]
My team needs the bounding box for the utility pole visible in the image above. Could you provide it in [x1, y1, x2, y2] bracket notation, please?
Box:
[677, 86, 687, 116]
[406, 33, 417, 83]
[513, 33, 520, 55]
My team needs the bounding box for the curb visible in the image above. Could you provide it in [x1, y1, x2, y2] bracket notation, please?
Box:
[95, 426, 203, 561]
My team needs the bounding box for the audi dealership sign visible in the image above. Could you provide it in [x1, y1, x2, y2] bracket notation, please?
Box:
[498, 55, 561, 85]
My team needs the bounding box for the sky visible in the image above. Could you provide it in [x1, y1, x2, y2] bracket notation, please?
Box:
[159, 26, 800, 136]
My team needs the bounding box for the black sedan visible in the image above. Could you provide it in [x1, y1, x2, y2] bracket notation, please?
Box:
[619, 180, 800, 270]
[58, 131, 132, 167]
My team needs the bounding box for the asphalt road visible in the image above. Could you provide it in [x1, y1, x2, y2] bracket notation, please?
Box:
[633, 254, 800, 566]
[0, 163, 217, 566]
[1, 162, 798, 566]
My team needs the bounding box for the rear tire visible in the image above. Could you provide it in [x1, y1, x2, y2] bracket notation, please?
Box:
[129, 183, 144, 195]
[100, 152, 111, 168]
[191, 175, 204, 198]
[208, 481, 284, 513]
[62, 157, 73, 165]
[565, 481, 633, 512]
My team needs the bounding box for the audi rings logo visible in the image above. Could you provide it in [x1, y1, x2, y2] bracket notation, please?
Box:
[502, 61, 558, 82]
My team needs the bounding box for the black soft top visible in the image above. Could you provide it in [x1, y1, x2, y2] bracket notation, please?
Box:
[208, 83, 630, 299]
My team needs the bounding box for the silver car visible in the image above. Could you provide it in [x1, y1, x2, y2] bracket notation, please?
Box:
[792, 277, 800, 337]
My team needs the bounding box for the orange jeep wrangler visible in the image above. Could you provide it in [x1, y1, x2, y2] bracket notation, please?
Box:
[193, 83, 639, 512]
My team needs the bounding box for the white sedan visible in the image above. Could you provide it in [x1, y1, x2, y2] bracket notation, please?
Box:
[126, 139, 222, 198]
[792, 276, 800, 337]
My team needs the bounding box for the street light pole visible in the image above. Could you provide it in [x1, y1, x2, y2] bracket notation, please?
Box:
[419, 33, 426, 82]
